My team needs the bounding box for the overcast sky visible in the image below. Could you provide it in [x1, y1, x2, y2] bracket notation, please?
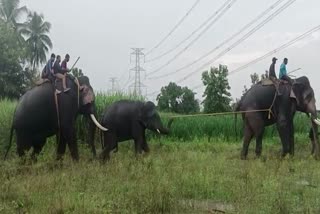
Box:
[21, 0, 320, 105]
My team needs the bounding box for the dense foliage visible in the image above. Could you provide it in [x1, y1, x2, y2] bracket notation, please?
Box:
[157, 82, 200, 114]
[202, 65, 232, 113]
[0, 0, 52, 99]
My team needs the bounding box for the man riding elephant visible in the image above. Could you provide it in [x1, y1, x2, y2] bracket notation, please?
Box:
[4, 75, 108, 161]
[236, 75, 320, 160]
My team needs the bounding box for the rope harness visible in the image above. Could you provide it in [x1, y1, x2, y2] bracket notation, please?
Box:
[53, 76, 80, 137]
[168, 108, 274, 119]
[168, 90, 279, 120]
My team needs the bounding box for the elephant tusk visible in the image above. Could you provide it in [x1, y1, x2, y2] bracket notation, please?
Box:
[316, 118, 320, 123]
[313, 119, 320, 126]
[90, 114, 108, 131]
[157, 129, 161, 134]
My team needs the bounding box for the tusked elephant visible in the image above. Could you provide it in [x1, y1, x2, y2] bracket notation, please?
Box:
[4, 75, 108, 161]
[99, 100, 171, 161]
[236, 76, 320, 159]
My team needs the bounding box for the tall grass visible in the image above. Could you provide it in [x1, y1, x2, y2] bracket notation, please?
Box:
[0, 93, 313, 148]
[0, 99, 17, 152]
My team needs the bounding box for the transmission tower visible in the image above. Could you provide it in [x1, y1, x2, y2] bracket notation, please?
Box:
[109, 77, 117, 93]
[129, 48, 146, 96]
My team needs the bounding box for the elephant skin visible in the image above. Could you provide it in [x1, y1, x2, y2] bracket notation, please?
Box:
[4, 75, 107, 161]
[236, 76, 320, 159]
[100, 100, 170, 161]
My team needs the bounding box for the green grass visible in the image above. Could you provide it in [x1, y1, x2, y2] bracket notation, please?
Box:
[0, 95, 313, 144]
[0, 96, 319, 213]
[1, 137, 320, 213]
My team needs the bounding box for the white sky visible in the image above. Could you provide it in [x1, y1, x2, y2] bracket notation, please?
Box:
[21, 0, 320, 105]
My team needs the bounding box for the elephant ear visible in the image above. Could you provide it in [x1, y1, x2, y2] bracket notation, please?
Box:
[291, 82, 302, 106]
[140, 101, 156, 127]
[291, 81, 310, 106]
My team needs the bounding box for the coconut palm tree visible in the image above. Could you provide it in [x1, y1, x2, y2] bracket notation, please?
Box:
[0, 0, 28, 30]
[21, 12, 52, 70]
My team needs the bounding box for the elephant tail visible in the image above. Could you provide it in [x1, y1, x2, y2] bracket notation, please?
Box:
[4, 125, 14, 160]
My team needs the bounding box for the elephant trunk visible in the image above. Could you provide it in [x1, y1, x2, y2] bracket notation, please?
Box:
[306, 98, 320, 126]
[87, 114, 97, 157]
[157, 118, 175, 135]
[156, 126, 170, 135]
[304, 98, 320, 159]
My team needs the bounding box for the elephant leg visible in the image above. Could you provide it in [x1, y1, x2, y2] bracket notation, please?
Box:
[56, 131, 67, 161]
[132, 124, 144, 154]
[100, 132, 117, 161]
[16, 133, 31, 158]
[31, 137, 46, 161]
[277, 119, 291, 157]
[241, 113, 264, 159]
[247, 113, 265, 158]
[134, 137, 143, 154]
[241, 124, 253, 160]
[255, 129, 265, 158]
[288, 120, 294, 156]
[67, 128, 79, 161]
[142, 131, 150, 153]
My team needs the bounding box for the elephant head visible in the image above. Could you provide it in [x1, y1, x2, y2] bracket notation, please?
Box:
[291, 76, 320, 124]
[291, 76, 320, 157]
[140, 101, 170, 134]
[77, 76, 108, 132]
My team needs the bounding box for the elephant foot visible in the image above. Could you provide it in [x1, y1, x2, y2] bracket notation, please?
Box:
[56, 154, 64, 162]
[99, 151, 110, 163]
[240, 154, 247, 160]
[312, 152, 320, 160]
[281, 153, 291, 160]
[254, 155, 261, 160]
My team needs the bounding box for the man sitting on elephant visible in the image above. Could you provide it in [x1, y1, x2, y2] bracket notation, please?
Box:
[268, 57, 282, 95]
[54, 55, 70, 93]
[279, 58, 292, 83]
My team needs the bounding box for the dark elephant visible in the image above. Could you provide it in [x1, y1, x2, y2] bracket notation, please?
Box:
[236, 76, 320, 159]
[4, 75, 108, 161]
[100, 100, 170, 161]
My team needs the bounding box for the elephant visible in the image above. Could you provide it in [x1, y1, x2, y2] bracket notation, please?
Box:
[236, 76, 320, 159]
[99, 100, 170, 161]
[4, 75, 108, 161]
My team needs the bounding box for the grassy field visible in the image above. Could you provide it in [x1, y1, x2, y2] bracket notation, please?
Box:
[1, 137, 320, 213]
[0, 97, 319, 213]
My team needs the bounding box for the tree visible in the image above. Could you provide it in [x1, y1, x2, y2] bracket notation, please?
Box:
[242, 71, 269, 96]
[202, 65, 232, 113]
[21, 12, 52, 70]
[0, 0, 28, 43]
[157, 82, 199, 114]
[0, 22, 28, 98]
[72, 68, 84, 78]
[250, 72, 260, 85]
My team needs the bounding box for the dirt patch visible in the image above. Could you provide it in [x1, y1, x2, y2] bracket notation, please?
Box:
[179, 199, 235, 213]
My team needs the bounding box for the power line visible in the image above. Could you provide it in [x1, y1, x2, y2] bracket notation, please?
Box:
[228, 25, 320, 75]
[145, 0, 201, 56]
[146, 0, 237, 75]
[121, 77, 134, 91]
[176, 0, 297, 84]
[146, 0, 232, 62]
[148, 0, 286, 80]
[191, 24, 320, 91]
